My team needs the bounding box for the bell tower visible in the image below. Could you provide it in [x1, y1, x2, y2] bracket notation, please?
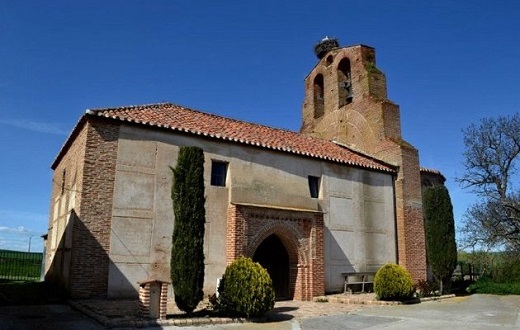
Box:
[301, 38, 427, 282]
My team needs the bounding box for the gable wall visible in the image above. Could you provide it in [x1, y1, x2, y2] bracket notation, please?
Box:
[46, 123, 88, 291]
[47, 118, 120, 298]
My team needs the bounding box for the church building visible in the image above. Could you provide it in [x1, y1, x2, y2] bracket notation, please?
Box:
[45, 39, 444, 300]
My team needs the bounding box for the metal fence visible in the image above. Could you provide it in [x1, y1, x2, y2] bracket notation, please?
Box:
[0, 250, 43, 281]
[452, 262, 481, 282]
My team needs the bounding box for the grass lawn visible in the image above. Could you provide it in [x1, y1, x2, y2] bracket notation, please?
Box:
[0, 250, 42, 281]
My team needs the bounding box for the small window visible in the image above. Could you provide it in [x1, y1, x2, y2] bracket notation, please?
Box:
[211, 161, 228, 187]
[61, 169, 66, 194]
[308, 175, 321, 198]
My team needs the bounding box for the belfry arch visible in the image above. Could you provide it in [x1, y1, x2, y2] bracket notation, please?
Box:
[338, 57, 353, 107]
[313, 74, 325, 118]
[227, 203, 324, 300]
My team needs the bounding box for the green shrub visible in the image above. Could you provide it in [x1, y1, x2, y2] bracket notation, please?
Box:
[489, 253, 520, 283]
[467, 278, 520, 295]
[374, 264, 414, 301]
[217, 257, 275, 318]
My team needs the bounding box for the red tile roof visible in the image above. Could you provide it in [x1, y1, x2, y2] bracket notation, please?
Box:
[53, 102, 396, 173]
[420, 167, 446, 181]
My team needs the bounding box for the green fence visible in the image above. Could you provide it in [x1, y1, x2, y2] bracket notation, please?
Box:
[0, 250, 43, 281]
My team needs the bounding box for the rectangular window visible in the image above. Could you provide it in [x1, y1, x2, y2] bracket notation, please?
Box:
[211, 161, 228, 187]
[61, 169, 66, 194]
[308, 175, 320, 198]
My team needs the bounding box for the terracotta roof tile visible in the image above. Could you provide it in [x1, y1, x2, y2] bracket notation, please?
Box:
[420, 167, 446, 180]
[59, 102, 396, 173]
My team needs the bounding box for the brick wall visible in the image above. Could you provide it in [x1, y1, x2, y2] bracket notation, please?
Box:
[68, 117, 120, 298]
[46, 122, 88, 289]
[46, 116, 121, 299]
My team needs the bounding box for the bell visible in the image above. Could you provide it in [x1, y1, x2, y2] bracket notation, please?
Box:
[346, 89, 353, 102]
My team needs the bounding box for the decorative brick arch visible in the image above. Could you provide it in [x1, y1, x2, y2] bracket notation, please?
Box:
[246, 223, 304, 265]
[226, 203, 324, 300]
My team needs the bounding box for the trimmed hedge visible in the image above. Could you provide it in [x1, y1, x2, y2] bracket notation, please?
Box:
[374, 264, 414, 301]
[217, 257, 275, 318]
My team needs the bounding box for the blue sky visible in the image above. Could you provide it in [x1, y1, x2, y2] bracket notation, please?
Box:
[1, 1, 519, 252]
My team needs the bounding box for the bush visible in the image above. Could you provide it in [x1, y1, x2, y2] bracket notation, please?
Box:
[489, 253, 520, 283]
[374, 264, 414, 301]
[467, 278, 520, 295]
[217, 257, 275, 318]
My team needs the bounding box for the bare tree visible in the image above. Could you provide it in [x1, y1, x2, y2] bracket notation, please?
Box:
[458, 113, 520, 251]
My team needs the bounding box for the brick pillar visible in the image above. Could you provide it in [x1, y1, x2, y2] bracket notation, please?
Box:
[226, 204, 247, 264]
[138, 280, 170, 319]
[293, 265, 307, 300]
[159, 282, 168, 319]
[392, 146, 427, 282]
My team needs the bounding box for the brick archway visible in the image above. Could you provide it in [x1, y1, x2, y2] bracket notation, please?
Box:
[226, 203, 324, 300]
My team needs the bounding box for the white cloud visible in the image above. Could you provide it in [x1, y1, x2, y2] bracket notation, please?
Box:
[0, 209, 47, 252]
[0, 118, 68, 135]
[0, 228, 45, 252]
[0, 226, 32, 234]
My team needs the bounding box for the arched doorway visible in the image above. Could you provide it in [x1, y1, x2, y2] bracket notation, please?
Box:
[253, 234, 290, 300]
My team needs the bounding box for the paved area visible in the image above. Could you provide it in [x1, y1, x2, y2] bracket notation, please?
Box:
[1, 294, 518, 329]
[180, 294, 520, 330]
[0, 293, 376, 329]
[0, 304, 103, 330]
[67, 293, 380, 328]
[344, 294, 520, 330]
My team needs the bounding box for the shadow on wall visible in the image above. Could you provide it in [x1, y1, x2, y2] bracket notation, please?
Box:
[324, 226, 354, 292]
[108, 224, 163, 299]
[45, 209, 134, 299]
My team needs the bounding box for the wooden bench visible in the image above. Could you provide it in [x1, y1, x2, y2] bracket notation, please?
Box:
[342, 272, 375, 293]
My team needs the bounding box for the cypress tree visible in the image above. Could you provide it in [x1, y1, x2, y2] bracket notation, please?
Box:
[170, 146, 206, 313]
[423, 185, 457, 294]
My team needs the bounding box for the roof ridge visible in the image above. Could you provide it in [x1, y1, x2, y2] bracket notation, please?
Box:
[86, 102, 172, 113]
